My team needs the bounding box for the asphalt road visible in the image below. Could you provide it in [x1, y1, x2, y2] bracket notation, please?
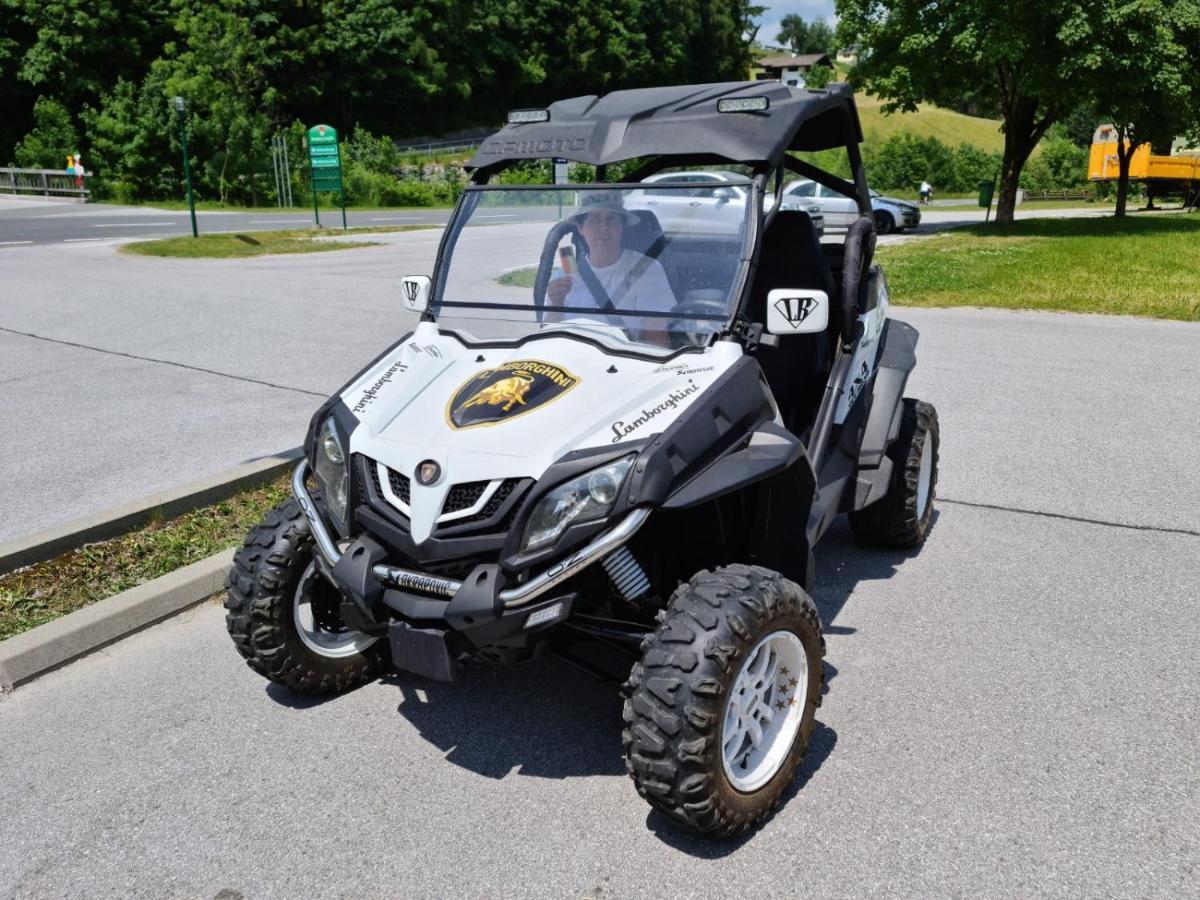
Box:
[0, 196, 458, 245]
[1, 313, 1197, 894]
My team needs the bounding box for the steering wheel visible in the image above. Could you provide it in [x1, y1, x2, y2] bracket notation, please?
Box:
[665, 298, 727, 349]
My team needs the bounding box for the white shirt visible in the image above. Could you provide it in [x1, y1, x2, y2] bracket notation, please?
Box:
[559, 249, 675, 334]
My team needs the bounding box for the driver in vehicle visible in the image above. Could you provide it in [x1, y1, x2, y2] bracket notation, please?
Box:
[545, 192, 676, 346]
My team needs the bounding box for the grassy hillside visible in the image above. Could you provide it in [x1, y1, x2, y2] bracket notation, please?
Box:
[855, 94, 1006, 152]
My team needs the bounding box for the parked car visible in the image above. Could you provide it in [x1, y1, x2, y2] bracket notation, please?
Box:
[782, 179, 920, 233]
[627, 170, 825, 235]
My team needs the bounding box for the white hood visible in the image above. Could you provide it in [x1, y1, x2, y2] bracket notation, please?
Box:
[339, 322, 742, 542]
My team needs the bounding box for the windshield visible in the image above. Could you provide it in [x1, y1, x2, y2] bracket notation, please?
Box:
[433, 184, 753, 357]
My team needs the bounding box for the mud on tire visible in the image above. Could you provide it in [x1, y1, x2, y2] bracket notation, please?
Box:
[849, 398, 939, 548]
[621, 565, 825, 837]
[224, 497, 386, 694]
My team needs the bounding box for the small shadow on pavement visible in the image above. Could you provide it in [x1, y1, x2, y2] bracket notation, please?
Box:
[264, 681, 348, 709]
[386, 659, 626, 779]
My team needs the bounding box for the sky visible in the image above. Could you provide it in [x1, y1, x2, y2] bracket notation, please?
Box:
[756, 0, 838, 48]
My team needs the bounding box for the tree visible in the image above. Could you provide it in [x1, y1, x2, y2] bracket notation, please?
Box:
[837, 0, 1099, 223]
[776, 14, 807, 53]
[13, 96, 77, 167]
[1086, 0, 1199, 216]
[777, 14, 835, 55]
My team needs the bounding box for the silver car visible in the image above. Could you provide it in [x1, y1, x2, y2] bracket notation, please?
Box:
[781, 179, 920, 234]
[628, 170, 825, 235]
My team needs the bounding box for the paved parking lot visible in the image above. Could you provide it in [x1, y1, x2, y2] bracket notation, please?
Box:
[1, 291, 1197, 896]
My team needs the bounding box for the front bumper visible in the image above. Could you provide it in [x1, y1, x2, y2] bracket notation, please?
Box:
[292, 460, 649, 672]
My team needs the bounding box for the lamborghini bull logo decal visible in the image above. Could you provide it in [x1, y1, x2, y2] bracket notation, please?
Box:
[462, 372, 534, 413]
[447, 359, 579, 429]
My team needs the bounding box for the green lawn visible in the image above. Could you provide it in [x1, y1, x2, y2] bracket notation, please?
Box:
[120, 225, 432, 258]
[878, 214, 1200, 320]
[0, 477, 291, 641]
[856, 94, 1006, 153]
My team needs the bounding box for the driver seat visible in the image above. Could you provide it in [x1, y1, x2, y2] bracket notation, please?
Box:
[748, 210, 836, 432]
[622, 209, 666, 257]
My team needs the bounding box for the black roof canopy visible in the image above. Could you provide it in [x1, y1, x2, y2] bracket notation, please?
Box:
[466, 81, 864, 176]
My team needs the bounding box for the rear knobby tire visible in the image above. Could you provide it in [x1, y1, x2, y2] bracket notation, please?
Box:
[224, 497, 385, 694]
[849, 398, 939, 547]
[622, 565, 825, 837]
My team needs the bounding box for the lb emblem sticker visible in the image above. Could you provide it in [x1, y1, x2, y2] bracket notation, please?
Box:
[446, 359, 580, 429]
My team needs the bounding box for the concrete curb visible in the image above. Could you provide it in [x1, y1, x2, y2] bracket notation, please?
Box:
[0, 448, 302, 576]
[0, 548, 234, 693]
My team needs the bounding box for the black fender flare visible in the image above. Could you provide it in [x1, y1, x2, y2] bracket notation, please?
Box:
[851, 318, 919, 510]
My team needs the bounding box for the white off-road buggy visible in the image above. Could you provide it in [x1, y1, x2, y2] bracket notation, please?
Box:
[226, 81, 940, 837]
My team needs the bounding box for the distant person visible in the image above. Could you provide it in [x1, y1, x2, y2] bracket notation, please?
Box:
[73, 153, 85, 190]
[919, 180, 932, 205]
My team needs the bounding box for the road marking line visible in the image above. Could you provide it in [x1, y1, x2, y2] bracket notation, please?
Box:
[371, 216, 424, 221]
[64, 237, 105, 242]
[92, 222, 174, 228]
[0, 240, 34, 245]
[250, 219, 302, 224]
[476, 214, 516, 219]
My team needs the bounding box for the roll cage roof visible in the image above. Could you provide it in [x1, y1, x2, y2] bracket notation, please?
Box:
[466, 81, 865, 181]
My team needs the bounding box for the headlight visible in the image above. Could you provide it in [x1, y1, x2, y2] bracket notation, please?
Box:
[314, 418, 349, 523]
[520, 455, 634, 553]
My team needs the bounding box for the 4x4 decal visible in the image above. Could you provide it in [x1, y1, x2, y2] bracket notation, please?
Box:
[445, 359, 579, 429]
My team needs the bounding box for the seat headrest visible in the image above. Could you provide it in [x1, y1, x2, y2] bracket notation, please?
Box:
[623, 209, 665, 256]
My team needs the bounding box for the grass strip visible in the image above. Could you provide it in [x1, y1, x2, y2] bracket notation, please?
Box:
[878, 213, 1200, 321]
[0, 476, 289, 641]
[497, 266, 537, 288]
[120, 225, 433, 258]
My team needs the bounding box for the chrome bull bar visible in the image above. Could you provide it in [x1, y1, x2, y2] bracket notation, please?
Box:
[292, 460, 650, 609]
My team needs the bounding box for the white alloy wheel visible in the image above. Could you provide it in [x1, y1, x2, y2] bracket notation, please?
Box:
[293, 561, 380, 659]
[721, 629, 809, 793]
[916, 436, 933, 519]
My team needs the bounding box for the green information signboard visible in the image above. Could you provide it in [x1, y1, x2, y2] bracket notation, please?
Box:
[307, 124, 346, 229]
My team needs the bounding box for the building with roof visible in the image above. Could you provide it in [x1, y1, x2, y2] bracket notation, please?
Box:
[752, 53, 834, 88]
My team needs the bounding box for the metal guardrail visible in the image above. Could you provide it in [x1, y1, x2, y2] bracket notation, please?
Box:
[1022, 189, 1095, 201]
[0, 167, 91, 201]
[392, 139, 484, 157]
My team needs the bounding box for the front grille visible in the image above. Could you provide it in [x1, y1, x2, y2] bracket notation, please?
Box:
[388, 468, 411, 505]
[442, 481, 489, 515]
[434, 478, 530, 536]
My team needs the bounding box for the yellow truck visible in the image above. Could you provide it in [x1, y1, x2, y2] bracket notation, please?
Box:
[1089, 125, 1200, 202]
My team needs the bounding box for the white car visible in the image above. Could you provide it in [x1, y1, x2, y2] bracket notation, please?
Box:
[781, 179, 921, 234]
[628, 170, 825, 235]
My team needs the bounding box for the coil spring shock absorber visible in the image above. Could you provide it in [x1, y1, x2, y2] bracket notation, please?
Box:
[601, 545, 650, 603]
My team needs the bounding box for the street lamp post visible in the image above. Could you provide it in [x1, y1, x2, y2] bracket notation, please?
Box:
[173, 96, 198, 237]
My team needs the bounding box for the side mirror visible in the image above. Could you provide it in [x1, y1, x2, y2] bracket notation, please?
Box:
[401, 275, 431, 313]
[765, 288, 829, 335]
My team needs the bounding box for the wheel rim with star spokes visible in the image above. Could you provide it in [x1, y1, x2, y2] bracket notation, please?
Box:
[721, 629, 809, 793]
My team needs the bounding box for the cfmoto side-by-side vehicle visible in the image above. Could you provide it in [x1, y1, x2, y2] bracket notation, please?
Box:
[225, 81, 940, 837]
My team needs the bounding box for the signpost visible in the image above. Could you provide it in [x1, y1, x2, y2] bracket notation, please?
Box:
[554, 157, 568, 217]
[307, 124, 346, 229]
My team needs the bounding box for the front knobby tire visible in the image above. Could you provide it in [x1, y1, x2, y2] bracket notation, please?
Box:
[622, 565, 825, 837]
[850, 398, 939, 548]
[224, 496, 386, 694]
